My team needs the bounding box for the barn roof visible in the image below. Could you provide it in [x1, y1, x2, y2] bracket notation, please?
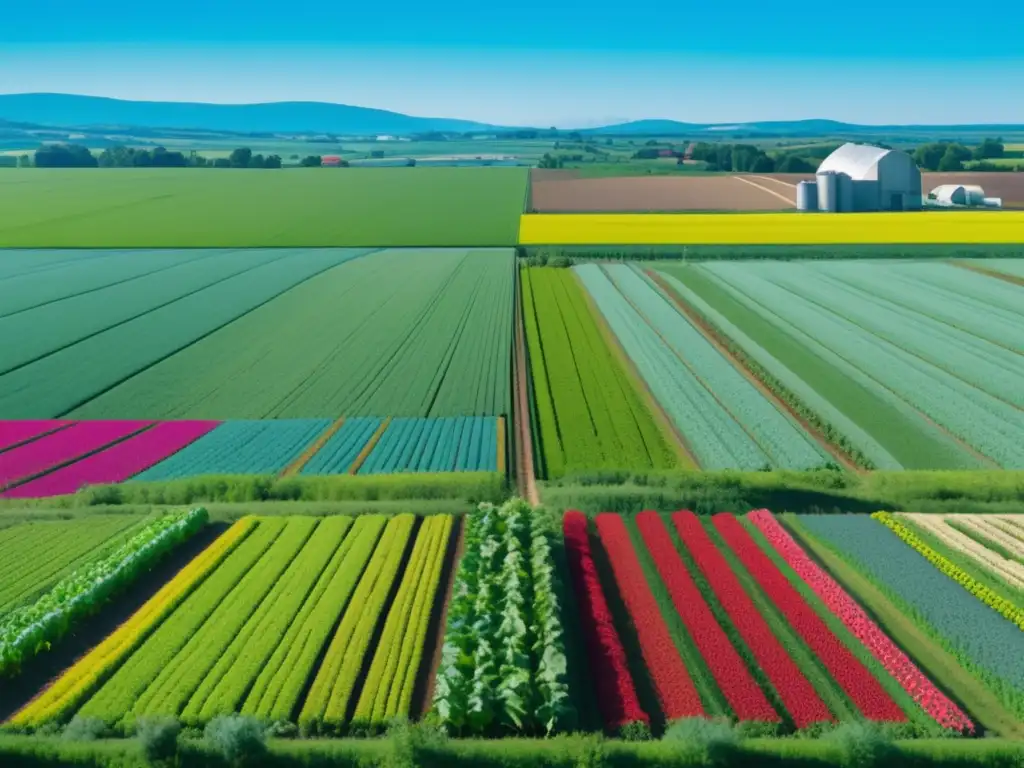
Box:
[817, 142, 892, 180]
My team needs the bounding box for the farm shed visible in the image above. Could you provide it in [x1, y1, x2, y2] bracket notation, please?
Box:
[813, 142, 922, 212]
[320, 155, 342, 167]
[927, 184, 1001, 208]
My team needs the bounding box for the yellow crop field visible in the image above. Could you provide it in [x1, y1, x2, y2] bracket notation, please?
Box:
[517, 211, 1024, 245]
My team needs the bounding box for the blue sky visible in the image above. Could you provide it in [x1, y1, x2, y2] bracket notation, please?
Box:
[1, 0, 1021, 126]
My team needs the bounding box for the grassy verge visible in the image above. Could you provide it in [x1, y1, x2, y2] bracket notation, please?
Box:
[780, 514, 1024, 739]
[4, 732, 1023, 767]
[0, 473, 507, 510]
[540, 469, 1024, 515]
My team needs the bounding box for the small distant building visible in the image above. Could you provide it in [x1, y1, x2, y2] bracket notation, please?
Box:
[927, 184, 1002, 208]
[321, 155, 342, 167]
[796, 142, 922, 212]
[375, 135, 398, 142]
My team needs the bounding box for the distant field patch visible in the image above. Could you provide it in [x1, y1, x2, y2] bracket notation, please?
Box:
[518, 211, 1024, 245]
[0, 167, 528, 247]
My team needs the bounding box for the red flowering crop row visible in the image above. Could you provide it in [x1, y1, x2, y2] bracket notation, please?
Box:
[747, 510, 974, 733]
[563, 511, 648, 730]
[713, 513, 906, 723]
[595, 514, 703, 720]
[635, 512, 778, 723]
[672, 511, 832, 728]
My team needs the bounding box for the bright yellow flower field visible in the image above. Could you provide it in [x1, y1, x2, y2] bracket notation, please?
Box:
[517, 211, 1024, 245]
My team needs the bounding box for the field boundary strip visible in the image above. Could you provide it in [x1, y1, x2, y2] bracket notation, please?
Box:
[281, 417, 347, 477]
[348, 419, 391, 474]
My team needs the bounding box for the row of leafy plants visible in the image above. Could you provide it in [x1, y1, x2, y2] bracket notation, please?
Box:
[0, 507, 208, 676]
[432, 499, 576, 735]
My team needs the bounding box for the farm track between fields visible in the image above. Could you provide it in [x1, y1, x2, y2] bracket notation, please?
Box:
[513, 270, 539, 504]
[951, 259, 1024, 288]
[645, 269, 858, 471]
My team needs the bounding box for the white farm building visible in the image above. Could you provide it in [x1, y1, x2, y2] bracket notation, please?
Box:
[795, 142, 922, 213]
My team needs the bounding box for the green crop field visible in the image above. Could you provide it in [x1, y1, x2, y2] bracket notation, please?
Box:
[521, 266, 680, 477]
[0, 167, 528, 247]
[657, 260, 1024, 470]
[53, 248, 514, 420]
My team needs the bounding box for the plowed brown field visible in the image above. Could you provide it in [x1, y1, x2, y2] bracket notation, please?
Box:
[530, 170, 1024, 212]
[528, 173, 794, 212]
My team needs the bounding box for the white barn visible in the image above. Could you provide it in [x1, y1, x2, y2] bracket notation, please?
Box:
[814, 143, 922, 212]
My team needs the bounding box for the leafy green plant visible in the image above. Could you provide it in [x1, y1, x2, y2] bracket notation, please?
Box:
[61, 716, 108, 741]
[825, 722, 897, 768]
[663, 717, 738, 764]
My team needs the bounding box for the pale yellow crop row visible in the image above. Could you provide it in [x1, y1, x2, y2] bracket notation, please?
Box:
[899, 514, 1024, 590]
[9, 517, 258, 728]
[517, 211, 1024, 245]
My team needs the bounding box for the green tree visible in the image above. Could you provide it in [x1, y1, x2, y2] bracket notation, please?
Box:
[775, 155, 816, 173]
[973, 138, 1004, 160]
[300, 155, 322, 167]
[34, 144, 97, 168]
[213, 158, 231, 168]
[16, 154, 31, 168]
[264, 154, 282, 168]
[229, 148, 252, 168]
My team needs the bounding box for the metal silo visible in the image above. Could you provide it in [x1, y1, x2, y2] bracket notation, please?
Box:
[796, 181, 818, 211]
[816, 171, 840, 212]
[837, 173, 855, 212]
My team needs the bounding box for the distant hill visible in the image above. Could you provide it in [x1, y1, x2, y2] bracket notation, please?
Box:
[1, 93, 1022, 138]
[0, 93, 507, 136]
[583, 118, 1024, 137]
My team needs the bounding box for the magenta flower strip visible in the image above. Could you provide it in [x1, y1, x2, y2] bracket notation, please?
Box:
[747, 510, 974, 734]
[0, 421, 73, 453]
[0, 421, 152, 490]
[2, 421, 220, 499]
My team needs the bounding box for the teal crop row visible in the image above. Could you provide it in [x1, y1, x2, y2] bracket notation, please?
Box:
[300, 417, 383, 475]
[358, 417, 497, 475]
[133, 419, 332, 479]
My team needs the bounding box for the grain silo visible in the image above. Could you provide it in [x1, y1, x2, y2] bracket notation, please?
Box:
[816, 171, 840, 212]
[796, 180, 818, 211]
[813, 142, 922, 211]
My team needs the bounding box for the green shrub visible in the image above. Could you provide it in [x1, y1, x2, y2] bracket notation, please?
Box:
[135, 717, 180, 764]
[204, 715, 266, 766]
[61, 716, 108, 741]
[663, 718, 738, 765]
[825, 722, 896, 768]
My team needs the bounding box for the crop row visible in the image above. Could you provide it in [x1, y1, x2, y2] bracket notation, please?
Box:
[69, 249, 514, 421]
[563, 509, 972, 735]
[0, 509, 208, 676]
[0, 515, 147, 613]
[434, 500, 576, 735]
[873, 513, 1024, 629]
[1, 249, 364, 420]
[0, 421, 151, 490]
[578, 264, 829, 471]
[357, 417, 500, 474]
[521, 266, 677, 478]
[22, 513, 451, 732]
[796, 514, 1024, 719]
[747, 511, 973, 733]
[661, 261, 1024, 468]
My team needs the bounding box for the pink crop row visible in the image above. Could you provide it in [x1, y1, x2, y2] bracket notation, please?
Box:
[0, 420, 72, 453]
[0, 421, 153, 489]
[1, 421, 219, 498]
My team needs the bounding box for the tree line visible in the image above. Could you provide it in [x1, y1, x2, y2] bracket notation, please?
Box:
[30, 144, 283, 168]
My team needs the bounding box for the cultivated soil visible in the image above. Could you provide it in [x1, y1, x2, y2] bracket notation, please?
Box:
[528, 174, 795, 212]
[530, 170, 1024, 212]
[513, 276, 540, 504]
